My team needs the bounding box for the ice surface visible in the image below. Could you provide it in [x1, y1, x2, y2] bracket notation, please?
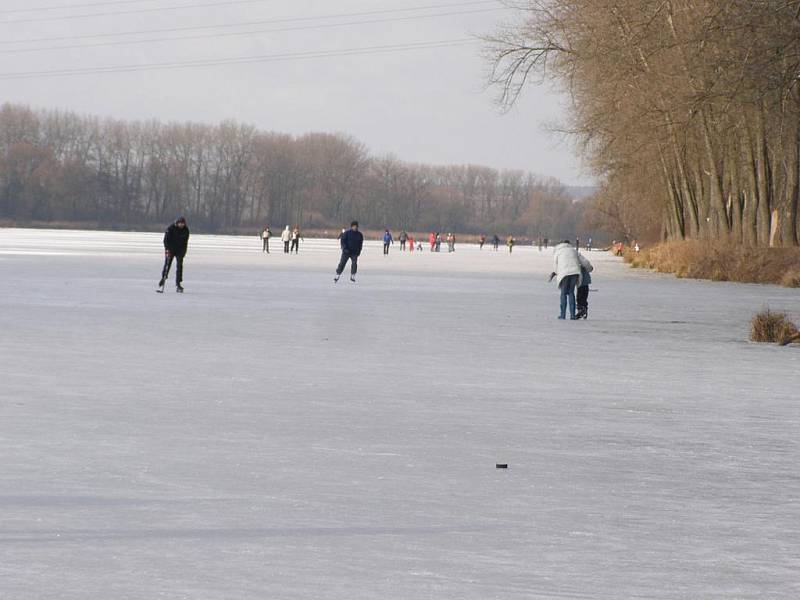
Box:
[1, 229, 798, 599]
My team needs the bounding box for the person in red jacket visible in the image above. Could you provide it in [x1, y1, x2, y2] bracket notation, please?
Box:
[429, 232, 436, 252]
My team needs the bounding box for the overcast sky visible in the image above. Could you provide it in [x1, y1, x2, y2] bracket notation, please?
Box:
[0, 0, 591, 185]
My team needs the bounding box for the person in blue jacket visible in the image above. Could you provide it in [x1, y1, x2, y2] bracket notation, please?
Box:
[382, 229, 393, 255]
[335, 221, 364, 283]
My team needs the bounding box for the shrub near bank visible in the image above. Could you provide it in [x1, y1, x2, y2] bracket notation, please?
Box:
[625, 241, 800, 287]
[750, 310, 800, 346]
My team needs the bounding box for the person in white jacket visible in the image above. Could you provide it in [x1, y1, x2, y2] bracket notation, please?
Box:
[550, 240, 592, 319]
[281, 226, 291, 254]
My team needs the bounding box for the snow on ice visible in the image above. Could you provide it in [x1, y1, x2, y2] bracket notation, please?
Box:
[1, 228, 798, 599]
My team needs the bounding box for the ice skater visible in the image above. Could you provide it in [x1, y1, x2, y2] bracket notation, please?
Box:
[290, 226, 301, 254]
[408, 235, 415, 254]
[399, 230, 408, 251]
[383, 229, 393, 255]
[479, 234, 486, 250]
[576, 256, 594, 319]
[281, 225, 291, 253]
[260, 226, 271, 253]
[549, 240, 591, 320]
[507, 235, 515, 253]
[335, 221, 364, 283]
[158, 216, 190, 293]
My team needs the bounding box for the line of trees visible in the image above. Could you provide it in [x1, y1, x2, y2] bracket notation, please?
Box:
[489, 0, 800, 246]
[0, 103, 585, 239]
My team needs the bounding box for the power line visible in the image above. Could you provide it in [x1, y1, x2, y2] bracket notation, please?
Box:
[0, 0, 498, 44]
[0, 0, 152, 15]
[0, 7, 504, 55]
[0, 38, 477, 79]
[0, 0, 274, 25]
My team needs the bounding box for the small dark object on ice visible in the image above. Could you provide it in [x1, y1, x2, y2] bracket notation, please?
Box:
[176, 284, 184, 293]
[496, 463, 508, 469]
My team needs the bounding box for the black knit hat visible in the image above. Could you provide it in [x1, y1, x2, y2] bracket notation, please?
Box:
[351, 220, 359, 227]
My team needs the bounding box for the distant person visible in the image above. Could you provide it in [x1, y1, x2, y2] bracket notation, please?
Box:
[429, 232, 436, 252]
[575, 236, 580, 250]
[587, 236, 593, 252]
[537, 237, 543, 251]
[290, 226, 301, 254]
[408, 235, 415, 254]
[544, 238, 549, 249]
[492, 234, 500, 251]
[435, 233, 442, 252]
[634, 240, 641, 253]
[260, 226, 271, 253]
[549, 240, 588, 320]
[576, 254, 594, 319]
[416, 240, 423, 251]
[158, 216, 190, 293]
[337, 228, 346, 247]
[383, 229, 393, 255]
[399, 230, 408, 251]
[335, 221, 364, 283]
[446, 233, 454, 253]
[281, 225, 291, 253]
[479, 234, 486, 250]
[507, 235, 515, 253]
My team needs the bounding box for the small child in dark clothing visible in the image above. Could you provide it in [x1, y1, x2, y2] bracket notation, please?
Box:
[577, 265, 592, 319]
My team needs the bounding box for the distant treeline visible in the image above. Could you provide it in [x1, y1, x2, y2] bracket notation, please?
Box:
[0, 103, 587, 238]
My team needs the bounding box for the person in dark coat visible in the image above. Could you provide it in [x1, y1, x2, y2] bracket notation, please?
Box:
[159, 216, 190, 292]
[335, 221, 364, 283]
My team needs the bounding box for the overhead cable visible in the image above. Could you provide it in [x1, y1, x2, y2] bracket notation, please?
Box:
[0, 38, 477, 80]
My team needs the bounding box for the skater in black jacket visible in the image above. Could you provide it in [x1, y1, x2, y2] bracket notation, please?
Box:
[335, 221, 364, 283]
[158, 217, 190, 292]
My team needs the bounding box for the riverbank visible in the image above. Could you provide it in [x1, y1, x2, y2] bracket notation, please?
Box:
[625, 240, 800, 288]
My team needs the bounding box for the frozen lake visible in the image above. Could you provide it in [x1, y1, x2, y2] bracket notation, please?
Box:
[1, 228, 798, 599]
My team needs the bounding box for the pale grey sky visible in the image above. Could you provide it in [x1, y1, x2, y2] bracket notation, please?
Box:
[0, 0, 591, 185]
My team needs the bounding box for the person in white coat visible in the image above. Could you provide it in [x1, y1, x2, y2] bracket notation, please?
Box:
[550, 240, 591, 320]
[281, 226, 291, 253]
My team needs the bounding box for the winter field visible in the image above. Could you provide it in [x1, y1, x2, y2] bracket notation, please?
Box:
[1, 228, 799, 600]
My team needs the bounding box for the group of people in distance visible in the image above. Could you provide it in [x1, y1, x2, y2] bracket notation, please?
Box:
[477, 234, 516, 252]
[157, 218, 596, 319]
[259, 226, 302, 254]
